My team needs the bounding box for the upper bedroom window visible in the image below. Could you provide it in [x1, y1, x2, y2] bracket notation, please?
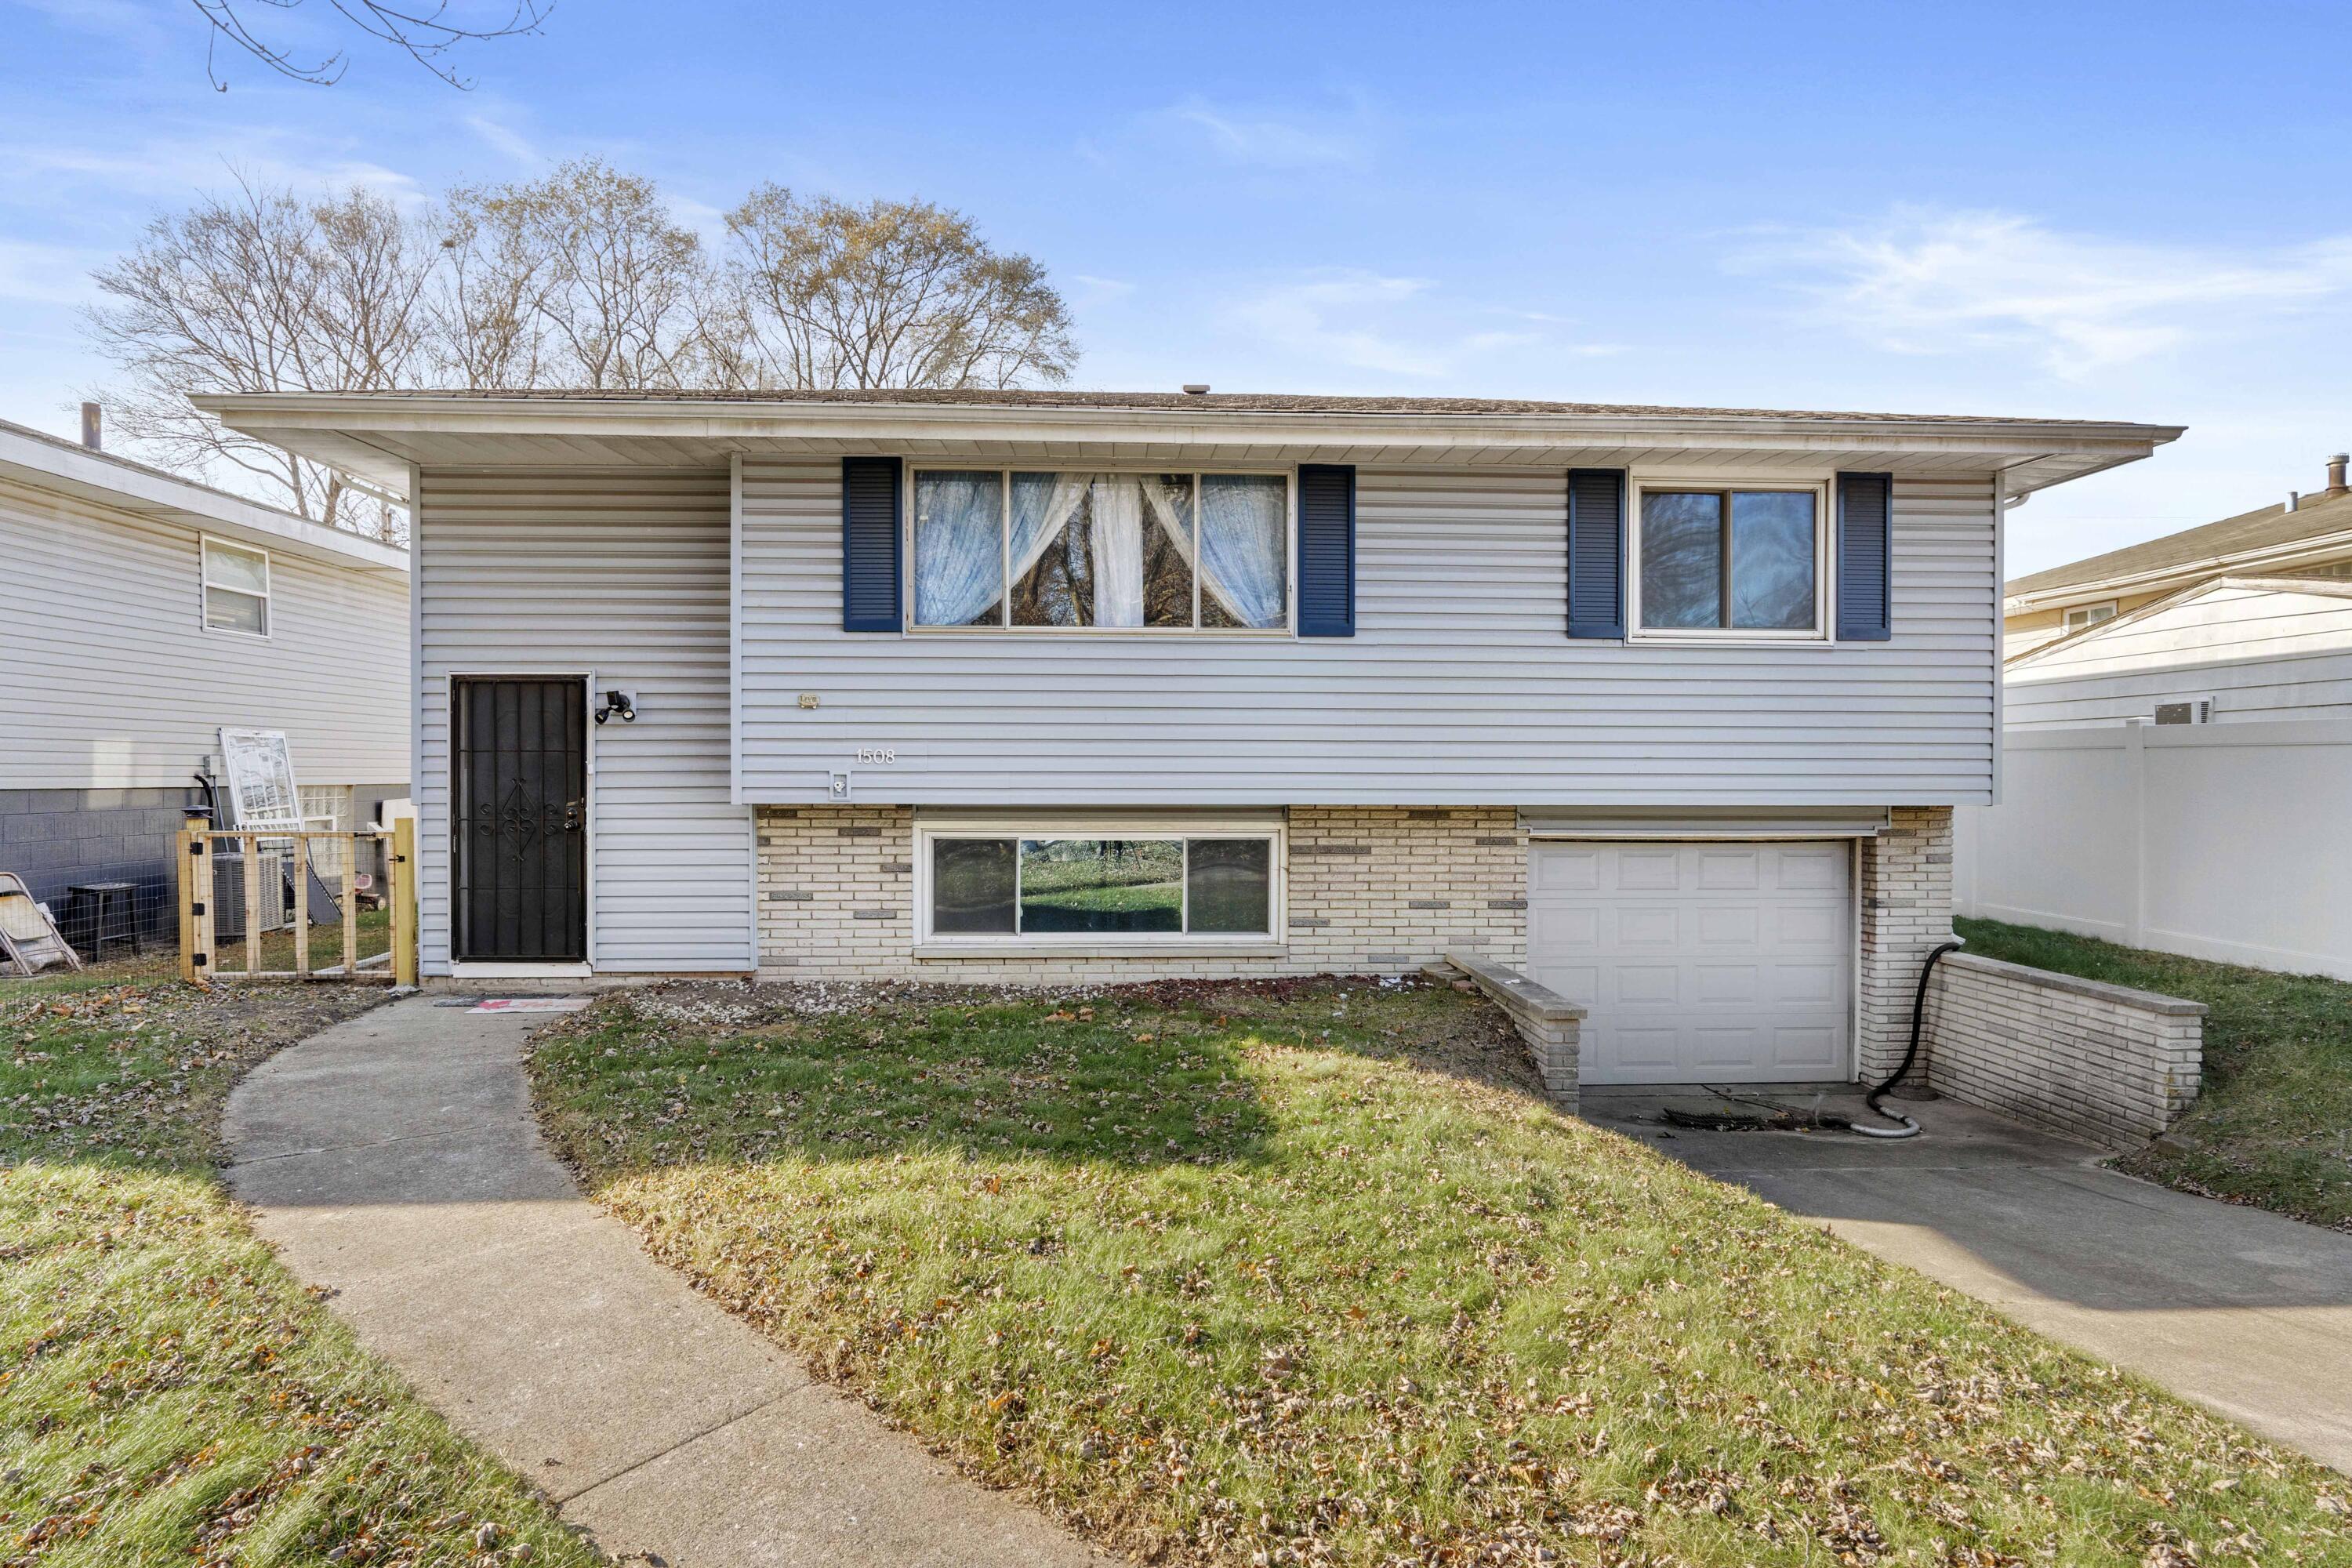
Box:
[2063, 601, 2118, 632]
[201, 537, 270, 637]
[909, 470, 1291, 632]
[1629, 481, 1830, 641]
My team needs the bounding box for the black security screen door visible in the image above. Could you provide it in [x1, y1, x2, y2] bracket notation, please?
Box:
[452, 678, 586, 962]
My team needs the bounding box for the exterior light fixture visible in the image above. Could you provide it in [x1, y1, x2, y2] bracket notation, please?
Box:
[594, 688, 637, 724]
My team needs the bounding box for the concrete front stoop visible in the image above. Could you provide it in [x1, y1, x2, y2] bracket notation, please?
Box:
[223, 997, 1112, 1568]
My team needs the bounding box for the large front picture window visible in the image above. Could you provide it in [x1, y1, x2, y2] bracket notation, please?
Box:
[912, 470, 1290, 631]
[1632, 485, 1826, 638]
[924, 831, 1278, 941]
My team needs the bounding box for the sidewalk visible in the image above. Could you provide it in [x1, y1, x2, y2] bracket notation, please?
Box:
[224, 996, 1112, 1568]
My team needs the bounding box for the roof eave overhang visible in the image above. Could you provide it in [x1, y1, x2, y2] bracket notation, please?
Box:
[2004, 523, 2352, 613]
[0, 432, 410, 574]
[194, 394, 2183, 499]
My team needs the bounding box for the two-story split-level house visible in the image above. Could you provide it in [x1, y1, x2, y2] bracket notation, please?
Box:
[201, 390, 2178, 1088]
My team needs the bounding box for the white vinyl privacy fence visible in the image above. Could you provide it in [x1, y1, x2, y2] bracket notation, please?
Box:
[1955, 718, 2352, 981]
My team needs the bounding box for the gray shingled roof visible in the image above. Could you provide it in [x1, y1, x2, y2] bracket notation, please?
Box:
[344, 387, 2134, 426]
[2009, 487, 2352, 598]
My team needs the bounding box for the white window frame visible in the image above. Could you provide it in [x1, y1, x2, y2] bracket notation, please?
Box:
[913, 815, 1287, 952]
[2062, 601, 2119, 632]
[1625, 477, 1835, 644]
[903, 467, 1298, 637]
[201, 535, 272, 639]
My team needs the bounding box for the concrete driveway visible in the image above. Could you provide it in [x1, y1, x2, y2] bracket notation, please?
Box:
[1584, 1087, 2352, 1474]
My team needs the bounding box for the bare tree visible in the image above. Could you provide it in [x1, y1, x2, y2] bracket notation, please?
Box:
[431, 159, 717, 390]
[720, 188, 1076, 390]
[85, 167, 1087, 538]
[191, 0, 552, 89]
[84, 176, 432, 539]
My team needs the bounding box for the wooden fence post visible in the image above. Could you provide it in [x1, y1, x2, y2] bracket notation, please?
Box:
[391, 816, 419, 987]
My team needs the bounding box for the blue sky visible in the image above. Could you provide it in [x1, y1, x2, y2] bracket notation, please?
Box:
[4, 0, 2350, 575]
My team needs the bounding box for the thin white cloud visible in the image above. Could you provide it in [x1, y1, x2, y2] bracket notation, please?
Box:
[1127, 93, 1377, 170]
[1222, 270, 1607, 380]
[1070, 274, 1137, 303]
[0, 241, 109, 307]
[13, 0, 169, 49]
[1742, 208, 2352, 378]
[465, 114, 546, 170]
[8, 136, 430, 209]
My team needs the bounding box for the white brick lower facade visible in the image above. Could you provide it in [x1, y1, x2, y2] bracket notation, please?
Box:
[1857, 806, 1956, 1083]
[754, 804, 1958, 1093]
[754, 805, 1526, 984]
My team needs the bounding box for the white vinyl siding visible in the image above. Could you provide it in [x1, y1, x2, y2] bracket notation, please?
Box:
[0, 475, 408, 791]
[737, 464, 1998, 805]
[414, 466, 753, 975]
[2006, 583, 2352, 728]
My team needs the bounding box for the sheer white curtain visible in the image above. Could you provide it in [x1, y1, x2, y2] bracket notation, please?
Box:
[1010, 472, 1091, 594]
[1089, 477, 1145, 626]
[1199, 475, 1287, 628]
[912, 471, 1004, 626]
[1142, 474, 1287, 628]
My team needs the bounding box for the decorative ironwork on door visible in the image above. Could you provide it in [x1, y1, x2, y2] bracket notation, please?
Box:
[453, 679, 586, 962]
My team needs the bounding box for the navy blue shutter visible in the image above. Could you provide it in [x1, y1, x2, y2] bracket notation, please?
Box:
[1835, 472, 1893, 641]
[840, 456, 903, 632]
[1566, 468, 1626, 638]
[1296, 464, 1356, 637]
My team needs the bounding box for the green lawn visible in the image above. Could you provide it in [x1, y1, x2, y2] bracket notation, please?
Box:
[1958, 916, 2352, 1233]
[531, 978, 2352, 1567]
[1, 964, 597, 1567]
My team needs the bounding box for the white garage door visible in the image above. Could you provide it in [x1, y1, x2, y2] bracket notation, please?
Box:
[1527, 840, 1853, 1085]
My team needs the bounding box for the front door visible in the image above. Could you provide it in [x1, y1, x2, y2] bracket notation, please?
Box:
[452, 677, 586, 963]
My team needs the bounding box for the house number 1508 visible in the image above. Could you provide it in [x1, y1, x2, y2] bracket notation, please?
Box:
[855, 747, 896, 764]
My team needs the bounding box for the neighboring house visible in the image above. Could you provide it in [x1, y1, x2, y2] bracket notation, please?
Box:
[2002, 452, 2352, 659]
[2005, 575, 2352, 728]
[201, 388, 2176, 1088]
[0, 416, 411, 954]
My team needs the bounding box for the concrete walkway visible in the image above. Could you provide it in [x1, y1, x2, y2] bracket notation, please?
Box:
[1585, 1087, 2352, 1473]
[224, 997, 1112, 1568]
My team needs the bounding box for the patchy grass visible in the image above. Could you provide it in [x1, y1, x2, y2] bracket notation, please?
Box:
[532, 978, 2352, 1567]
[1957, 917, 2352, 1233]
[2, 967, 598, 1567]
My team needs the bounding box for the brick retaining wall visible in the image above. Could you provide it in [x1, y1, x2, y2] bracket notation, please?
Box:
[1925, 950, 2203, 1149]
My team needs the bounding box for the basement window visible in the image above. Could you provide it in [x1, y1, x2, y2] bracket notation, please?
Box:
[201, 537, 271, 637]
[918, 824, 1282, 945]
